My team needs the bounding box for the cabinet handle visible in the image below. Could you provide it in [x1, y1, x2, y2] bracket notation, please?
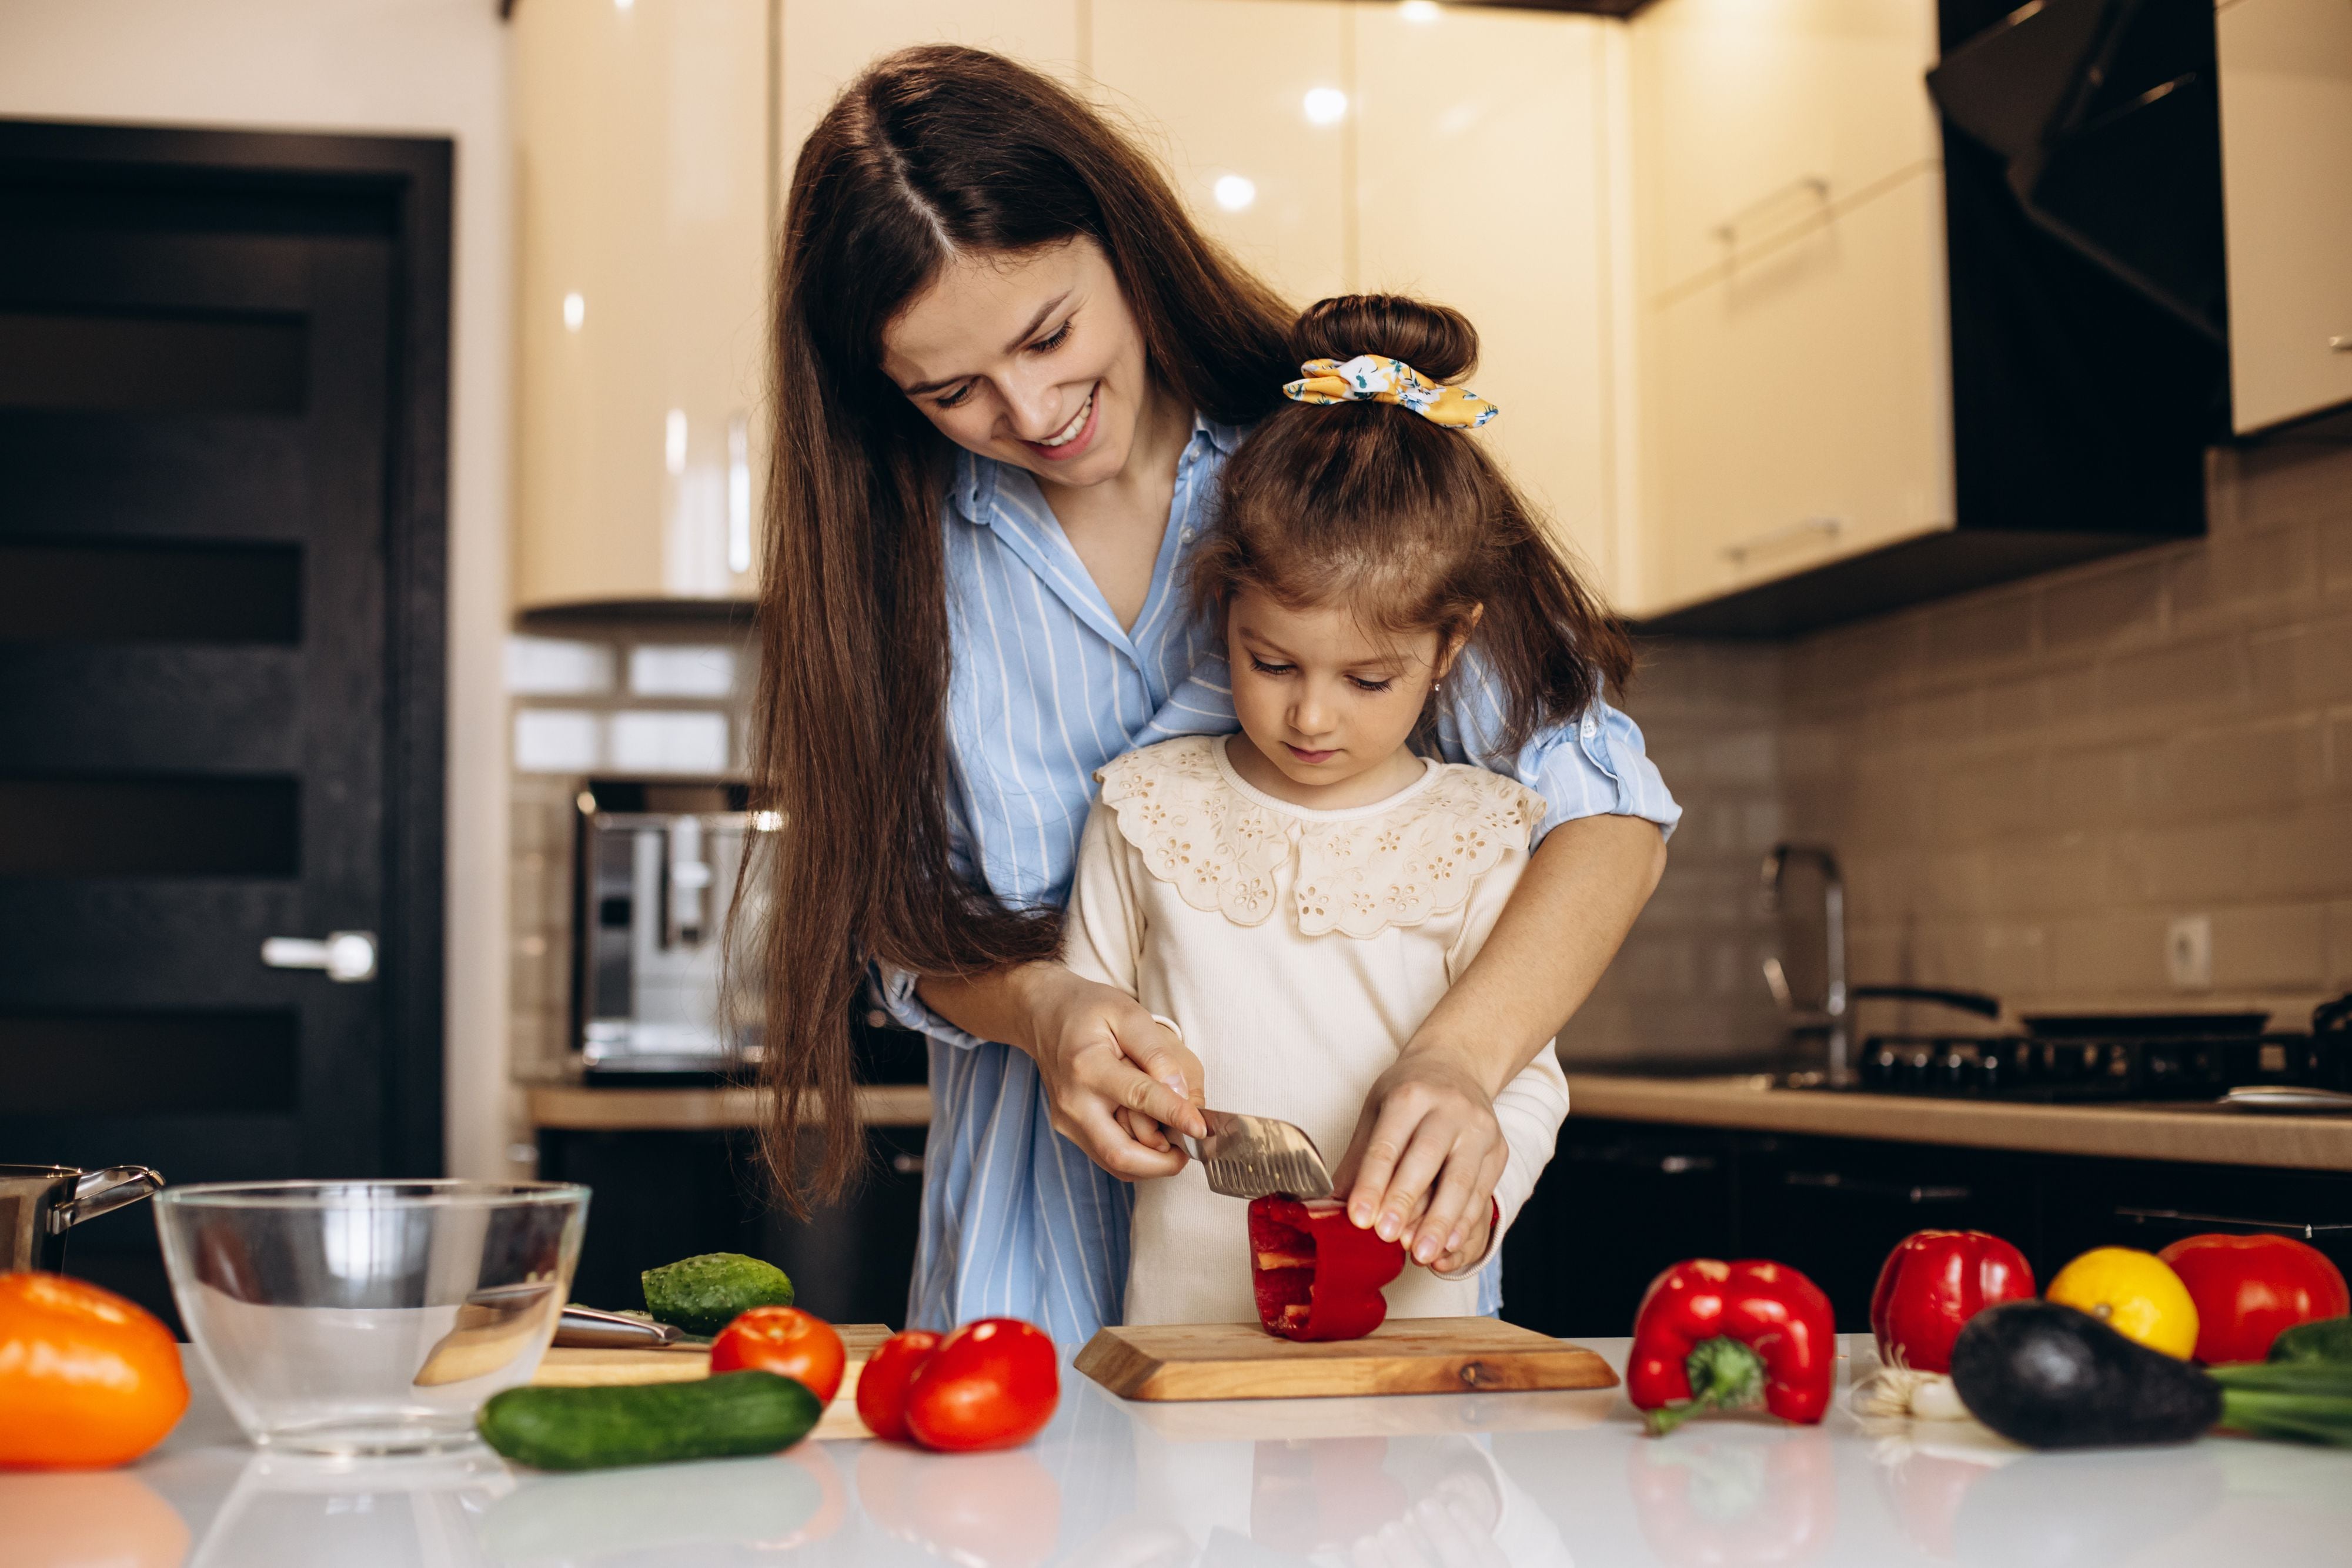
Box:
[1722, 516, 1842, 566]
[2330, 335, 2351, 353]
[2117, 1207, 2352, 1239]
[1785, 1171, 1970, 1203]
[1713, 174, 1830, 246]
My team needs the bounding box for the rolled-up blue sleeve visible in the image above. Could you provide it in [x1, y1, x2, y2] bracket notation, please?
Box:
[1434, 653, 1681, 843]
[872, 961, 991, 1050]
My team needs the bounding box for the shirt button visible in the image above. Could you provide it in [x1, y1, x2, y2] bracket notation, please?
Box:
[1180, 527, 1195, 542]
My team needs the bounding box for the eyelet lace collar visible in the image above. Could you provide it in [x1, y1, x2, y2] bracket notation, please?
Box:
[1095, 737, 1548, 938]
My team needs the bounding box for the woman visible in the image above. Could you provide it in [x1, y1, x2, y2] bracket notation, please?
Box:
[749, 45, 1679, 1346]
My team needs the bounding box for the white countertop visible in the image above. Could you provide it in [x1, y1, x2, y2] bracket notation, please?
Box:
[12, 1335, 2350, 1567]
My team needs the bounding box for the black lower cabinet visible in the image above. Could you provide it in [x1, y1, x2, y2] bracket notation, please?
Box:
[536, 1124, 928, 1330]
[1504, 1118, 2352, 1337]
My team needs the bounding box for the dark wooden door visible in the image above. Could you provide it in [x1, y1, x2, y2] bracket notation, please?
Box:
[0, 122, 449, 1325]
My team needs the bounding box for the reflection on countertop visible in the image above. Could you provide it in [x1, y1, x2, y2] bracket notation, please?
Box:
[14, 1336, 2352, 1567]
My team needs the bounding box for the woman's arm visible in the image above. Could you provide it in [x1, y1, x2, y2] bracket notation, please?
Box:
[919, 961, 1207, 1179]
[1329, 811, 1666, 1260]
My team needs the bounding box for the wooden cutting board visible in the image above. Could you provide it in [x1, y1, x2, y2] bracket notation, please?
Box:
[533, 1323, 893, 1440]
[1074, 1316, 1619, 1402]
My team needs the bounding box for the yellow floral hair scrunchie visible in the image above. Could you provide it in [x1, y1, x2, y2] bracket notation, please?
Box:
[1281, 353, 1499, 429]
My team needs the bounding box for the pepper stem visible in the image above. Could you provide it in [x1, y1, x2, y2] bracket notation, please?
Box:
[1643, 1337, 1768, 1437]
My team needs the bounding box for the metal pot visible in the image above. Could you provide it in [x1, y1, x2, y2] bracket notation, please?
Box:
[0, 1164, 165, 1273]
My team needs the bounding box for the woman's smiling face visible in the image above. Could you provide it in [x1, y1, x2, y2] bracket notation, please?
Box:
[879, 236, 1153, 490]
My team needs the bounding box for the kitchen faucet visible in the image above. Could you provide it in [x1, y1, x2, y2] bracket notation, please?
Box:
[1762, 844, 1851, 1084]
[1762, 842, 2003, 1087]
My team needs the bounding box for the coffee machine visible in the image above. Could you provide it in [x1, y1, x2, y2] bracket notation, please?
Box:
[572, 779, 768, 1083]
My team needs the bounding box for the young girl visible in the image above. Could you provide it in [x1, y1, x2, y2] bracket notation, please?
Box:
[1065, 295, 1618, 1323]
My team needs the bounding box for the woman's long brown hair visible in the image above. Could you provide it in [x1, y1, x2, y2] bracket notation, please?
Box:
[742, 46, 1295, 1213]
[1192, 295, 1635, 750]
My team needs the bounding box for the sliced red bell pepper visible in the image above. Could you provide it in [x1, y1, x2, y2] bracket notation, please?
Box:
[1627, 1259, 1836, 1436]
[1870, 1229, 2036, 1374]
[1248, 1196, 1404, 1342]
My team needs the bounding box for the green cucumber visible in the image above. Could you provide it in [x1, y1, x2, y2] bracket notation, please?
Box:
[477, 1371, 821, 1470]
[2268, 1316, 2352, 1367]
[640, 1252, 793, 1336]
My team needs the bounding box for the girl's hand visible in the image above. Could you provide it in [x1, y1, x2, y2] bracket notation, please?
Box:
[1017, 967, 1207, 1179]
[1430, 1195, 1495, 1277]
[1329, 1046, 1509, 1268]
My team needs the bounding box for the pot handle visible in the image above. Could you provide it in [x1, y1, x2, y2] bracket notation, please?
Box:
[51, 1165, 165, 1233]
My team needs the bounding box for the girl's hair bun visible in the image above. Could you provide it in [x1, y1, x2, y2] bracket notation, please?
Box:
[1289, 295, 1477, 383]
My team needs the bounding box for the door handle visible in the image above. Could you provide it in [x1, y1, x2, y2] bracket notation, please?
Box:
[261, 930, 378, 982]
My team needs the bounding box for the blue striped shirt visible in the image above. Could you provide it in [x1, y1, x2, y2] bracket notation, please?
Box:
[880, 412, 1681, 1348]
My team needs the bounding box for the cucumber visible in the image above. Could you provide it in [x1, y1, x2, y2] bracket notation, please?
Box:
[640, 1252, 794, 1336]
[476, 1371, 821, 1470]
[2268, 1316, 2352, 1366]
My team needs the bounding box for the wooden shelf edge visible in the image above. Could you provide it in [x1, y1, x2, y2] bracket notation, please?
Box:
[525, 1082, 931, 1131]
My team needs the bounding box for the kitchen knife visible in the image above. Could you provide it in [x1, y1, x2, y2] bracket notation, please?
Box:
[1177, 1111, 1335, 1201]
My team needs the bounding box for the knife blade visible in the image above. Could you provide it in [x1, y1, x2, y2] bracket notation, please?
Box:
[1177, 1110, 1335, 1201]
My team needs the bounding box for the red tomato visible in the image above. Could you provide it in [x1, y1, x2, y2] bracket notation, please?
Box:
[856, 1329, 941, 1443]
[2158, 1233, 2351, 1363]
[709, 1306, 847, 1403]
[903, 1318, 1058, 1453]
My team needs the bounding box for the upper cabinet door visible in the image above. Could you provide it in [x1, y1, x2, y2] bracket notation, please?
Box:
[514, 0, 770, 612]
[776, 1, 1083, 186]
[1090, 0, 1351, 309]
[2217, 0, 2352, 434]
[1631, 0, 1943, 300]
[1356, 5, 1623, 598]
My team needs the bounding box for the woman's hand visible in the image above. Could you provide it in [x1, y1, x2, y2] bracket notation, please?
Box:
[1013, 965, 1207, 1179]
[1329, 1044, 1509, 1269]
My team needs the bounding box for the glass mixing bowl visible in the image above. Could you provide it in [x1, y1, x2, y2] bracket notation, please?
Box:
[155, 1179, 589, 1455]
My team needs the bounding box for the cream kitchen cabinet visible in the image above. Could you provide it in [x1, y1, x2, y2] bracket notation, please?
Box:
[1625, 0, 1953, 618]
[2217, 0, 2352, 434]
[1089, 0, 1351, 310]
[513, 0, 770, 613]
[1629, 0, 1945, 300]
[776, 0, 1083, 182]
[1355, 4, 1625, 593]
[1640, 165, 1951, 613]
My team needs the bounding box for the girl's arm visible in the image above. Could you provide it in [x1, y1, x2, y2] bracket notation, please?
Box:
[918, 804, 1207, 1179]
[1329, 810, 1666, 1261]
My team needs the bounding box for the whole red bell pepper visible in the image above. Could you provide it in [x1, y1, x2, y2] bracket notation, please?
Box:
[1248, 1196, 1405, 1342]
[1627, 1259, 1836, 1436]
[1870, 1229, 2036, 1374]
[2159, 1232, 2352, 1363]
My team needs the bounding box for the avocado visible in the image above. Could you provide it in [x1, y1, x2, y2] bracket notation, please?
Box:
[640, 1252, 793, 1337]
[1949, 1299, 2221, 1449]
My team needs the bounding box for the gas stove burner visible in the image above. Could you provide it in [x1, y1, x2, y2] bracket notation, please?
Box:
[1858, 1031, 2346, 1102]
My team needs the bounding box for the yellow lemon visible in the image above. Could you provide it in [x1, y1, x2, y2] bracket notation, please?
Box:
[2047, 1246, 2200, 1359]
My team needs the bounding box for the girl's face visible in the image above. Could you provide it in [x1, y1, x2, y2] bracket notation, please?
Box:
[1226, 586, 1465, 798]
[880, 236, 1155, 492]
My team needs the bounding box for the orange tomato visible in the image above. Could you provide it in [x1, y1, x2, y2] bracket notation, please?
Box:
[0, 1272, 190, 1469]
[0, 1470, 191, 1566]
[708, 1305, 847, 1403]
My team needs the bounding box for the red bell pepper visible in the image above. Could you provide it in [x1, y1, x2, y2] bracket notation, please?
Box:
[1627, 1259, 1836, 1436]
[1248, 1196, 1405, 1342]
[1870, 1229, 2036, 1374]
[2159, 1232, 2352, 1363]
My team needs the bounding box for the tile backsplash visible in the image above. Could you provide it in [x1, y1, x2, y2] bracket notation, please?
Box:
[1566, 437, 2352, 1065]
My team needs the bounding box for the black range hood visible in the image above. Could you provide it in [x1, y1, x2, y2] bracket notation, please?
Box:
[1641, 0, 2230, 639]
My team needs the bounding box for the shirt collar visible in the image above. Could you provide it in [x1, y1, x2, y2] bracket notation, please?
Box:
[947, 408, 1244, 528]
